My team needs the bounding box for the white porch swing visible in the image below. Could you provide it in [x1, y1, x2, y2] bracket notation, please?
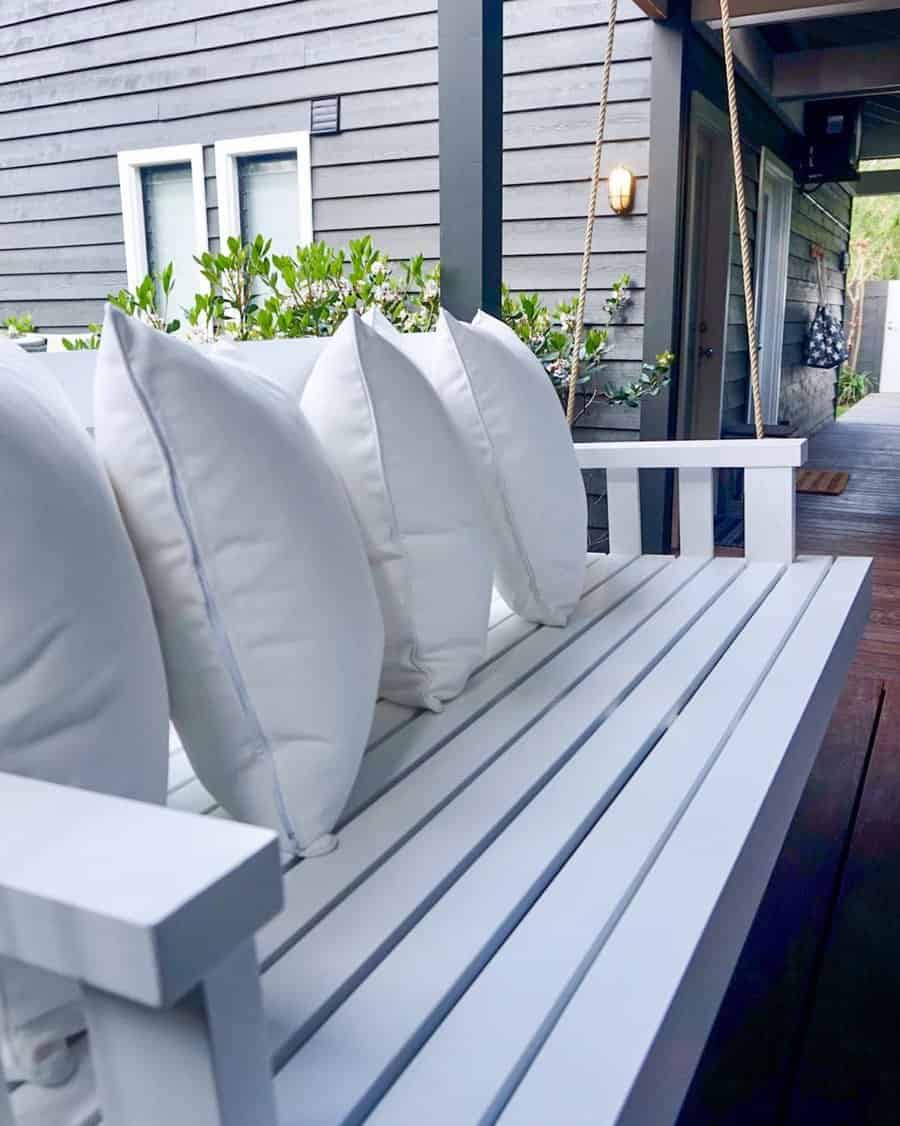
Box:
[1, 2, 870, 1125]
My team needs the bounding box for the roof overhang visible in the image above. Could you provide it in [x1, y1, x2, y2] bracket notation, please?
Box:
[691, 0, 900, 27]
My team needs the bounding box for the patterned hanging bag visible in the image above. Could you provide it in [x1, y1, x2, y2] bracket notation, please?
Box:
[805, 253, 849, 369]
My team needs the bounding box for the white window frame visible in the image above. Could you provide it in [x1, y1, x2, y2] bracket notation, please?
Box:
[750, 147, 794, 427]
[213, 132, 313, 249]
[117, 144, 209, 291]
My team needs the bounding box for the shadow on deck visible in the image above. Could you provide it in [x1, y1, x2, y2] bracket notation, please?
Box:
[681, 394, 900, 1126]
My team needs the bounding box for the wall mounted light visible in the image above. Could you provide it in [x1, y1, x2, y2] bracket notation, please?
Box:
[608, 165, 636, 215]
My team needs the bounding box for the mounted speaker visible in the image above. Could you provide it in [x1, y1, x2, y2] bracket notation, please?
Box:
[800, 100, 862, 186]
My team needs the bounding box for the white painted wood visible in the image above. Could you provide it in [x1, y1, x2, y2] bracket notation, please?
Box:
[881, 280, 900, 392]
[745, 465, 796, 562]
[255, 555, 677, 968]
[10, 1039, 97, 1126]
[498, 557, 872, 1126]
[214, 131, 313, 248]
[677, 467, 714, 557]
[366, 559, 831, 1126]
[84, 940, 276, 1126]
[366, 557, 612, 753]
[607, 467, 642, 555]
[352, 555, 630, 799]
[117, 144, 208, 293]
[693, 0, 900, 27]
[0, 777, 281, 1006]
[10, 548, 870, 1126]
[272, 559, 757, 1122]
[167, 554, 623, 817]
[751, 148, 793, 427]
[0, 1055, 14, 1126]
[262, 559, 742, 1066]
[576, 438, 807, 469]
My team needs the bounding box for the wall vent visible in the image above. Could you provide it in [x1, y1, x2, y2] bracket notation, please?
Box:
[311, 97, 341, 135]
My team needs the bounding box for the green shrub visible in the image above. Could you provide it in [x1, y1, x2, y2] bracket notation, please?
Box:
[837, 366, 870, 408]
[3, 312, 35, 336]
[61, 324, 101, 351]
[65, 235, 671, 410]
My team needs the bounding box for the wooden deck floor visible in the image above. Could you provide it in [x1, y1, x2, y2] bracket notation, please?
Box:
[681, 394, 900, 1126]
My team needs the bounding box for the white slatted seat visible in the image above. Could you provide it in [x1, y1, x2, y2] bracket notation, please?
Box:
[3, 432, 870, 1126]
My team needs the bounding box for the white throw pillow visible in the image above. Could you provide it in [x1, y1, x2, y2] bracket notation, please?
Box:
[420, 309, 587, 626]
[0, 341, 169, 1085]
[94, 305, 384, 856]
[302, 313, 492, 711]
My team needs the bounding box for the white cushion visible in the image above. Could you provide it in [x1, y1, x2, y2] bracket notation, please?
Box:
[94, 305, 384, 856]
[425, 309, 587, 626]
[0, 340, 169, 1084]
[302, 313, 492, 711]
[207, 336, 328, 400]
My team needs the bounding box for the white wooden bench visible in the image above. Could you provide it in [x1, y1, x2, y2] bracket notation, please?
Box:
[3, 367, 871, 1126]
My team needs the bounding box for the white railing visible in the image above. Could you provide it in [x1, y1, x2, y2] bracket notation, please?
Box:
[0, 776, 283, 1126]
[576, 439, 807, 562]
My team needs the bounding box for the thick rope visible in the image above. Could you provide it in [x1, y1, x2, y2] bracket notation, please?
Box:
[720, 0, 765, 439]
[566, 0, 619, 428]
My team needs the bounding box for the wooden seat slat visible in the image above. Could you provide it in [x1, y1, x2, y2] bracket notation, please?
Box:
[365, 555, 831, 1125]
[259, 557, 742, 1069]
[363, 553, 630, 757]
[166, 553, 621, 813]
[497, 556, 871, 1126]
[270, 559, 780, 1124]
[255, 553, 675, 967]
[340, 553, 651, 825]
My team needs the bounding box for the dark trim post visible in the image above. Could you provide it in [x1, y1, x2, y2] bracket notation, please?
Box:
[438, 0, 503, 321]
[639, 3, 690, 553]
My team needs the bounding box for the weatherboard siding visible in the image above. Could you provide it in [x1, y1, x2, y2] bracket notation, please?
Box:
[0, 0, 653, 548]
[0, 0, 652, 374]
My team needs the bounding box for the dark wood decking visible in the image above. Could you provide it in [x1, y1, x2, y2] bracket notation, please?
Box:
[680, 394, 900, 1126]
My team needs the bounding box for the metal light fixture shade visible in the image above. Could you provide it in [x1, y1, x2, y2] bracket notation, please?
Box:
[608, 165, 636, 215]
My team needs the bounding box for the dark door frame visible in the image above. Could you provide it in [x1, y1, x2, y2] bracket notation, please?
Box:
[639, 2, 692, 552]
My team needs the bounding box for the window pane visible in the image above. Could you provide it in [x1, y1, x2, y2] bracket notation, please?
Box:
[237, 152, 299, 255]
[141, 163, 195, 321]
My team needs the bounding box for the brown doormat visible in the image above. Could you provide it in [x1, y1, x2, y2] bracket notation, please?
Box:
[796, 469, 849, 495]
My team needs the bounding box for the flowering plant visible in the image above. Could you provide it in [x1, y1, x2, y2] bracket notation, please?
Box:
[59, 235, 670, 412]
[501, 277, 673, 415]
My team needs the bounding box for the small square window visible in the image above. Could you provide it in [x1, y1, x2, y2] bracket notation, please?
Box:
[215, 133, 312, 255]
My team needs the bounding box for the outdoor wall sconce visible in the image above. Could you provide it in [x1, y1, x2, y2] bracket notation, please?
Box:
[608, 166, 636, 215]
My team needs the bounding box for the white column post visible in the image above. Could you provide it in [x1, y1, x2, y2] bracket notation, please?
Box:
[83, 939, 277, 1126]
[607, 468, 642, 556]
[677, 467, 715, 558]
[745, 466, 796, 562]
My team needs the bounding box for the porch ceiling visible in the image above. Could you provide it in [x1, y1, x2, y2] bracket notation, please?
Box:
[683, 0, 900, 167]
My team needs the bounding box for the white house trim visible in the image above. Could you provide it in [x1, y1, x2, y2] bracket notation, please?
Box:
[117, 144, 208, 291]
[213, 132, 313, 249]
[750, 146, 794, 427]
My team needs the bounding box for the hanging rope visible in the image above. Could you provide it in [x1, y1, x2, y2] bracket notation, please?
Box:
[566, 0, 619, 428]
[567, 0, 764, 437]
[719, 0, 765, 439]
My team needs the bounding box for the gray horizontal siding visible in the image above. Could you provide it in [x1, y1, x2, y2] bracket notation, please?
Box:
[0, 0, 651, 378]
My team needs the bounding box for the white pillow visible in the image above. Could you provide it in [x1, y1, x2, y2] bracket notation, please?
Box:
[423, 309, 586, 626]
[0, 341, 169, 1085]
[301, 313, 492, 711]
[94, 305, 384, 857]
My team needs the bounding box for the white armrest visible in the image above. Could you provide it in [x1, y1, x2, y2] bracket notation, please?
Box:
[576, 438, 807, 470]
[0, 774, 282, 1007]
[579, 440, 802, 562]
